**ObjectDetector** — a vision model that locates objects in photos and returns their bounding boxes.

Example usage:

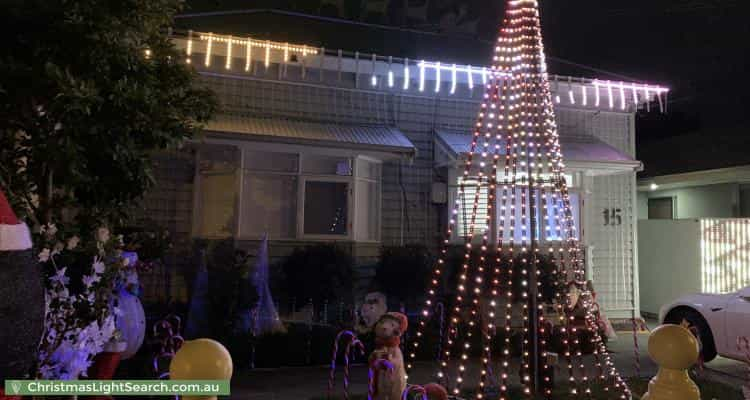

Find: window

[241,174,297,238]
[241,151,299,238]
[456,178,490,238]
[196,145,381,241]
[303,181,350,235]
[648,197,674,219]
[454,175,580,242]
[195,145,238,238]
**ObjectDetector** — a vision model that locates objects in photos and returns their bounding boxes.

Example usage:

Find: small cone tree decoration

[408,0,630,398]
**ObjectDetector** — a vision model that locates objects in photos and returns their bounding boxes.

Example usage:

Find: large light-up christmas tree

[408,0,631,398]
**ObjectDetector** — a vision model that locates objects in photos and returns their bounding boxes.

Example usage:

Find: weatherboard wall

[185,69,641,316]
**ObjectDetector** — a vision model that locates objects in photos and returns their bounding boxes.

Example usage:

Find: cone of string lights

[407,0,631,398]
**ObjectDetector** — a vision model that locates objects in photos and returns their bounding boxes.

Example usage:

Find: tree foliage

[0,0,217,232]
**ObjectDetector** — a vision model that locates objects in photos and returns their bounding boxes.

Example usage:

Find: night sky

[182,0,750,174]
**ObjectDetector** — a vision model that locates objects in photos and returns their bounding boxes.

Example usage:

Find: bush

[374,244,434,307]
[443,247,559,304]
[280,244,354,307]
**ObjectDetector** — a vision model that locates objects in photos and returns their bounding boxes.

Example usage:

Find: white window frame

[353,156,383,243]
[192,139,383,243]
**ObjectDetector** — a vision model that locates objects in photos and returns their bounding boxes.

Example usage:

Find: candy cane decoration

[368,366,375,400]
[344,338,365,400]
[329,330,366,399]
[632,317,641,378]
[329,330,357,397]
[402,384,428,400]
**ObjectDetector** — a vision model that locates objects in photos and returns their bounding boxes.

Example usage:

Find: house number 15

[603,208,622,226]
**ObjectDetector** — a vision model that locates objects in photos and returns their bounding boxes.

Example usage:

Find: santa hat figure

[0,190,32,252]
[0,188,42,400]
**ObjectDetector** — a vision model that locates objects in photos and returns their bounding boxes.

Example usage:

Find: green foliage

[374,244,434,306]
[0,0,217,232]
[202,239,259,336]
[280,244,354,306]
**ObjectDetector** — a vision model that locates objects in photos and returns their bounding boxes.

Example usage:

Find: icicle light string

[183,31,667,109]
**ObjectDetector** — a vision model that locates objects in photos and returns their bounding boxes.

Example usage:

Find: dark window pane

[304,181,349,235]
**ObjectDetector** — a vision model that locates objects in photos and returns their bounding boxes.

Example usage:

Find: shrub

[280,244,354,307]
[374,244,434,307]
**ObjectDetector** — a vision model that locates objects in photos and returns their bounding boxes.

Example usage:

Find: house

[637,132,750,316]
[140,14,668,320]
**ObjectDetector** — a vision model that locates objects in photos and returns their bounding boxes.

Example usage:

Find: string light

[186,30,193,64]
[419,60,426,92]
[264,40,271,69]
[451,64,458,94]
[204,32,213,67]
[225,36,232,69]
[435,61,442,93]
[403,58,410,90]
[185,30,666,114]
[406,1,633,399]
[245,38,252,72]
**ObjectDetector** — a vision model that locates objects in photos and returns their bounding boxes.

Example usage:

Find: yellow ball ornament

[170,339,233,400]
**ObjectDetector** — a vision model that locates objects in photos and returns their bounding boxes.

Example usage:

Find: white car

[659,286,750,362]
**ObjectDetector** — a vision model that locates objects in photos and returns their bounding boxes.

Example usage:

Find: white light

[419,60,426,92]
[186,30,193,63]
[388,70,394,87]
[594,81,601,107]
[482,67,488,84]
[204,33,213,67]
[435,61,441,93]
[607,81,614,109]
[619,82,626,110]
[225,37,232,69]
[650,183,659,191]
[468,65,474,89]
[581,85,587,106]
[371,75,378,86]
[451,64,457,94]
[264,41,271,68]
[245,38,252,71]
[568,88,575,105]
[403,58,410,90]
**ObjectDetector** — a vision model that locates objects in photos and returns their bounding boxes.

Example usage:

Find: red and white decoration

[0,190,32,252]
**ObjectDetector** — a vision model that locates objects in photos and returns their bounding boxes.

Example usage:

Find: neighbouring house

[140,12,669,320]
[637,131,750,316]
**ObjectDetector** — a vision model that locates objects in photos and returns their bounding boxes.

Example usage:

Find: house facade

[141,29,668,319]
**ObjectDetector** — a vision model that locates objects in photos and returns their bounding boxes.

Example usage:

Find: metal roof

[435,130,640,169]
[205,114,416,154]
